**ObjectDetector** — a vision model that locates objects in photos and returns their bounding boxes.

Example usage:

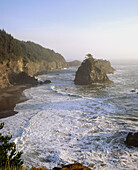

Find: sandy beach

[0,85,28,119]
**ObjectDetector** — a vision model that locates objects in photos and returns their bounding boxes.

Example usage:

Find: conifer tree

[0,122,23,168]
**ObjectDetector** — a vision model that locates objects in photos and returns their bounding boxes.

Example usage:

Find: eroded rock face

[0,59,67,89]
[125,132,138,147]
[74,57,113,85]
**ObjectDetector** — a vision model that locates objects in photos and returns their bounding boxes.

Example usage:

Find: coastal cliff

[0,30,68,88]
[74,55,114,85]
[67,60,81,67]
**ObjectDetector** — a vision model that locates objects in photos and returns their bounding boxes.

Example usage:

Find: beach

[0,85,28,119]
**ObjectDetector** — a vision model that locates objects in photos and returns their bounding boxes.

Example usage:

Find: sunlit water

[0,64,138,169]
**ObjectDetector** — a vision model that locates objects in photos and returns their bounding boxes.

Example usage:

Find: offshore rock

[74,56,113,85]
[125,132,138,147]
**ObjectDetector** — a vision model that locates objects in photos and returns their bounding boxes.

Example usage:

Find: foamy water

[0,64,138,169]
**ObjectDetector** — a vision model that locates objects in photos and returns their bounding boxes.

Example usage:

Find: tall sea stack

[74,54,114,85]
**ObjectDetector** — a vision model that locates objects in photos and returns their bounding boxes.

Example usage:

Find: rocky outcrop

[95,59,115,74]
[67,60,81,67]
[125,132,138,147]
[74,56,113,85]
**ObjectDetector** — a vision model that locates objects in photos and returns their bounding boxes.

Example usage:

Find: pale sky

[0,0,138,62]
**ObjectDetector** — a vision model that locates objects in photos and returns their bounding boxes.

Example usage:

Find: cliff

[0,30,68,88]
[74,56,114,85]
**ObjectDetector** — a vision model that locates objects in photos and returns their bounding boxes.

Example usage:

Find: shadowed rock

[9,72,38,85]
[125,132,138,147]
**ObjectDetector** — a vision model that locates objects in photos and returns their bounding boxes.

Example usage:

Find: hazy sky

[0,0,138,62]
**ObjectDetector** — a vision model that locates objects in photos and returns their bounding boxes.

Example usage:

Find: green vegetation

[0,122,24,169]
[0,29,65,63]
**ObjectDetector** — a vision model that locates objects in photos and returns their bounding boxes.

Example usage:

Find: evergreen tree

[0,122,23,168]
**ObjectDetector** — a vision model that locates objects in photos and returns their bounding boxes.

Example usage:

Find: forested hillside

[0,29,66,63]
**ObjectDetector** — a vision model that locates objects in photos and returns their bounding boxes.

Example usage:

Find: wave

[50,85,83,98]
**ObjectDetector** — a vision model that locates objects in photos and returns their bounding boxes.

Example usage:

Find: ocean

[0,64,138,169]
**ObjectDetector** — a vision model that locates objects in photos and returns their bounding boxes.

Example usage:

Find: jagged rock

[74,56,113,85]
[125,132,138,147]
[8,72,38,85]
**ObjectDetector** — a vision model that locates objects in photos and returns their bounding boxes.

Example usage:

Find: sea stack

[74,54,114,85]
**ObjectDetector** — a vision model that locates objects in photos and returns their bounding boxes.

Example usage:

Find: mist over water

[0,64,138,169]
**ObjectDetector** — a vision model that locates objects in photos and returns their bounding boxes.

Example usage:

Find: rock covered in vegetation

[125,132,138,147]
[74,55,113,85]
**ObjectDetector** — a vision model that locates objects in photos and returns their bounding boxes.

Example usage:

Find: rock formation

[125,132,138,147]
[74,55,114,85]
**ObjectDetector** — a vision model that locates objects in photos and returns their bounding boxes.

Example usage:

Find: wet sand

[0,85,28,119]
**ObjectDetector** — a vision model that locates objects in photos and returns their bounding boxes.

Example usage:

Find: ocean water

[0,64,138,169]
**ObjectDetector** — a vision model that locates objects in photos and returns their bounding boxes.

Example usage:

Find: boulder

[130,89,136,92]
[39,80,51,85]
[125,132,138,147]
[8,72,38,85]
[74,56,113,85]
